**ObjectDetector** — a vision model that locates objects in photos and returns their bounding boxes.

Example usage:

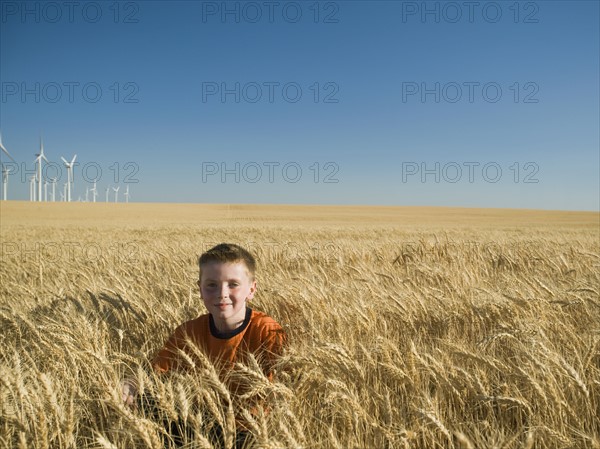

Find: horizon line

[1,199,598,214]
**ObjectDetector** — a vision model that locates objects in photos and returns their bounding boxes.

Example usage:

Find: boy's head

[197,244,257,327]
[198,243,256,281]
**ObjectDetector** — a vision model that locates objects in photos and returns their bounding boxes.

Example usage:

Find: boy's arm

[151,325,188,373]
[119,327,181,406]
[121,377,138,405]
[120,322,198,406]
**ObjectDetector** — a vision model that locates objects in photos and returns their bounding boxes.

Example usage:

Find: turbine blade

[0,144,14,160]
[0,133,15,162]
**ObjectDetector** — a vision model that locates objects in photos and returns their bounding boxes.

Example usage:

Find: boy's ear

[247,279,257,300]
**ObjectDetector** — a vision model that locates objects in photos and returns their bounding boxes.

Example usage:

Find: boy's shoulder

[249,309,283,330]
[247,309,286,345]
[246,309,286,355]
[172,314,210,336]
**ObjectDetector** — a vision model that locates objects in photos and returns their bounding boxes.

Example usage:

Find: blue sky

[1,0,598,210]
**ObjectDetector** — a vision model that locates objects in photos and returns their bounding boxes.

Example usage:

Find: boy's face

[197,261,256,329]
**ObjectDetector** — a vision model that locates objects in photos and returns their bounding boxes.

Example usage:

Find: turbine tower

[113,186,120,203]
[90,181,97,203]
[29,176,36,201]
[124,185,129,203]
[60,154,77,202]
[50,177,57,202]
[2,166,9,201]
[35,137,49,202]
[105,186,109,202]
[0,132,15,200]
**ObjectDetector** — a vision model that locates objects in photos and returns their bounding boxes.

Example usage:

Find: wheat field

[1,201,599,449]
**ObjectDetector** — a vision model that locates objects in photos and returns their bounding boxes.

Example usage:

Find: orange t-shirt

[152,307,286,384]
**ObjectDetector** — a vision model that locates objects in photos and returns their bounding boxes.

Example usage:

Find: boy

[122,243,287,448]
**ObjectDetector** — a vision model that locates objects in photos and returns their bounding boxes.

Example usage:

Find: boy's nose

[218,285,229,298]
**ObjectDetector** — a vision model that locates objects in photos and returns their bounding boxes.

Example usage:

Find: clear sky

[1,0,598,210]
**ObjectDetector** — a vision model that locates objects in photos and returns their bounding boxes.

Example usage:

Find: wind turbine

[50,177,57,202]
[63,182,68,202]
[29,176,36,201]
[2,166,10,201]
[35,137,49,202]
[0,132,15,200]
[0,132,13,162]
[60,154,77,202]
[90,181,97,203]
[113,186,120,203]
[44,180,48,202]
[105,186,109,202]
[124,185,129,203]
[85,186,89,202]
